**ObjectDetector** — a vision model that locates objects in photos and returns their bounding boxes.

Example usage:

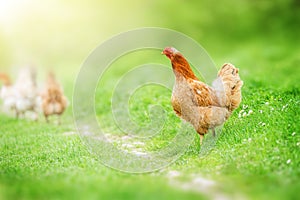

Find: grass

[1,1,300,199]
[1,36,299,199]
[0,116,204,200]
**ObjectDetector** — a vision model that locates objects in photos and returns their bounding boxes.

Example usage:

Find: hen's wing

[187,79,219,107]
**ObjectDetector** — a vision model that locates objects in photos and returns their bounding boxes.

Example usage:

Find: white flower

[282,104,288,111]
[286,159,291,164]
[259,110,263,114]
[297,142,300,146]
[292,132,296,136]
[248,138,252,142]
[168,170,181,178]
[270,107,274,111]
[248,110,253,115]
[243,105,248,109]
[261,122,266,126]
[242,112,247,117]
[265,102,269,105]
[238,110,244,118]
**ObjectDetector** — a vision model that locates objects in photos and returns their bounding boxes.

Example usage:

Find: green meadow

[0,0,299,199]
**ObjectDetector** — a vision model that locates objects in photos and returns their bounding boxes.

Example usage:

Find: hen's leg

[33,111,38,122]
[199,134,204,145]
[45,114,49,123]
[197,127,208,146]
[212,128,216,137]
[58,115,61,125]
[16,111,24,119]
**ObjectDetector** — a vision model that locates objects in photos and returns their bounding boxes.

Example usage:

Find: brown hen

[41,72,68,124]
[163,47,243,145]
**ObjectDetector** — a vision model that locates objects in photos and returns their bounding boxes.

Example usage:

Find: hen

[41,72,68,124]
[162,47,243,145]
[0,73,16,114]
[14,67,40,119]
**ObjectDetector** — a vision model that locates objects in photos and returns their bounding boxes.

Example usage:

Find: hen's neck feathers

[171,53,198,80]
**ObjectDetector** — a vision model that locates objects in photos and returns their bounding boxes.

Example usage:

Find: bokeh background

[0,0,299,199]
[0,0,299,84]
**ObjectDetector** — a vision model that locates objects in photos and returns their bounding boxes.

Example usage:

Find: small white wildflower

[239,109,244,114]
[248,138,252,142]
[242,112,247,117]
[261,122,266,126]
[265,102,269,105]
[282,104,288,111]
[259,110,263,114]
[168,170,181,178]
[286,159,291,164]
[271,107,274,111]
[243,105,248,109]
[248,110,253,115]
[292,132,296,136]
[297,142,300,146]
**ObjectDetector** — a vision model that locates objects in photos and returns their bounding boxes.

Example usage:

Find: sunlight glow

[0,0,32,28]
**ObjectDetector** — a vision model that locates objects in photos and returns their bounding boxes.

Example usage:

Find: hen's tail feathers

[218,63,243,112]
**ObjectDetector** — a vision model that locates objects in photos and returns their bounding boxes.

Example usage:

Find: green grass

[0,116,204,200]
[1,37,299,199]
[1,1,300,199]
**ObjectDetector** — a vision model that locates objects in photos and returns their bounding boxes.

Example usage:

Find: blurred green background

[0,0,299,84]
[0,0,299,199]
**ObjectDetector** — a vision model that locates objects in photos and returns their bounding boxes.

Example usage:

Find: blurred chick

[41,72,68,124]
[14,67,40,120]
[0,73,17,114]
[163,47,243,145]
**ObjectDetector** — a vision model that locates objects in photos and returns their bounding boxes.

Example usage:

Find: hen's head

[162,47,179,60]
[0,73,11,86]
